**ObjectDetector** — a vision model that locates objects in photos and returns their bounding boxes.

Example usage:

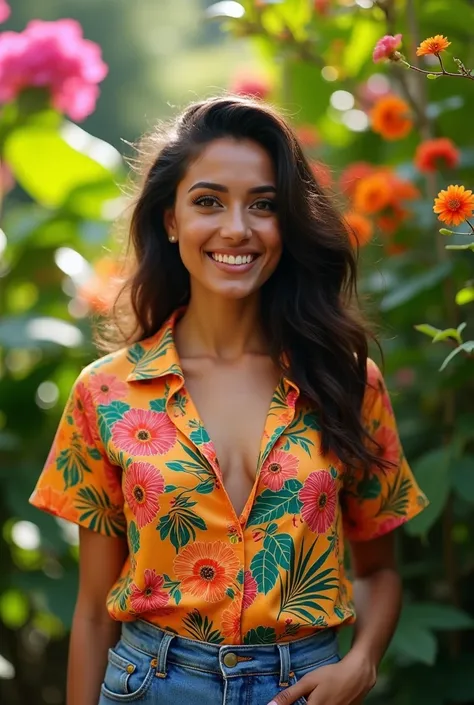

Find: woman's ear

[164,209,177,242]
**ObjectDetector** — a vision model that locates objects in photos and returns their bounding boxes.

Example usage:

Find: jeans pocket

[289,653,341,705]
[100,639,154,702]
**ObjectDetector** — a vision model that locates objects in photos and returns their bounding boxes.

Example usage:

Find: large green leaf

[263,531,293,570]
[247,479,303,527]
[402,602,474,630]
[404,447,451,536]
[391,616,438,666]
[380,263,452,312]
[452,456,474,503]
[250,548,279,594]
[4,124,119,209]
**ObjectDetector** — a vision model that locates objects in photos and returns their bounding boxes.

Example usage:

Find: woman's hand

[267,649,377,705]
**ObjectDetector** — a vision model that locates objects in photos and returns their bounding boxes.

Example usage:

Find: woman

[30,95,427,705]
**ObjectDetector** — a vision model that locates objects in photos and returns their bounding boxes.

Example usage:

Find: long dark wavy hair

[100,95,388,475]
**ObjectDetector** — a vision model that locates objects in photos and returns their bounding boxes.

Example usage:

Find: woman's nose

[220,206,251,241]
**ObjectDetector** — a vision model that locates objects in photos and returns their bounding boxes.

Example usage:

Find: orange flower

[31,487,79,522]
[221,601,241,641]
[416,35,451,57]
[376,206,409,235]
[173,541,240,602]
[77,256,123,314]
[339,162,374,196]
[415,138,460,173]
[391,177,420,202]
[353,174,392,214]
[295,124,319,148]
[311,161,333,189]
[344,212,373,247]
[371,95,412,140]
[433,185,474,226]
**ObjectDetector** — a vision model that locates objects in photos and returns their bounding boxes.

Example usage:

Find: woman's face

[165,137,282,301]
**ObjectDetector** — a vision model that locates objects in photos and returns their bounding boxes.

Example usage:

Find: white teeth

[211,253,255,265]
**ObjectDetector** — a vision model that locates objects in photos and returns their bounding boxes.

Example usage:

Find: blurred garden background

[0,0,473,703]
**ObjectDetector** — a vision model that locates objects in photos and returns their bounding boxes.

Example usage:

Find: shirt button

[223,652,238,668]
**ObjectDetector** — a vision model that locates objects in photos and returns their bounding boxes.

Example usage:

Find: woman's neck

[175,292,269,361]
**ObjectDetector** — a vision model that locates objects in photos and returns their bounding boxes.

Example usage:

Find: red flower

[260,449,299,491]
[415,138,460,173]
[89,372,128,406]
[243,570,258,609]
[339,162,374,197]
[373,34,403,63]
[0,2,10,25]
[230,73,270,100]
[221,601,241,640]
[299,471,337,534]
[130,569,170,613]
[124,462,165,528]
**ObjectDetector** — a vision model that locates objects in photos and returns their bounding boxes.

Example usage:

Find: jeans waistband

[121,620,339,685]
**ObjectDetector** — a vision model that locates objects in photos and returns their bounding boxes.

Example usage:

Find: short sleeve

[29,370,126,537]
[341,359,428,542]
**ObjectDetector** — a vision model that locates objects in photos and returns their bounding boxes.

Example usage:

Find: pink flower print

[124,462,165,528]
[373,34,403,63]
[286,389,298,409]
[89,372,128,406]
[112,408,177,456]
[376,425,400,467]
[73,381,97,447]
[130,569,170,613]
[260,449,299,492]
[243,570,258,609]
[299,471,337,534]
[376,515,406,536]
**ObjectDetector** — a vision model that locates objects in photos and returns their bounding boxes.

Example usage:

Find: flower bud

[427,73,441,79]
[439,228,454,236]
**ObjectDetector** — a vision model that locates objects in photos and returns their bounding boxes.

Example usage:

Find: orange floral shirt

[30,311,428,645]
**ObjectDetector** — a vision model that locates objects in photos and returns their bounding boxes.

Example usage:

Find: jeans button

[223,652,238,667]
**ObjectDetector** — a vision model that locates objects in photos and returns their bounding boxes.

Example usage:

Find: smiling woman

[29,95,427,705]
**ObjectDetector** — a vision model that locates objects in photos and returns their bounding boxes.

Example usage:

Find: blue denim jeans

[98,620,340,705]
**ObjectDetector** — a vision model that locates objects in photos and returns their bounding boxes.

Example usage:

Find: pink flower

[89,372,128,406]
[299,471,337,534]
[73,381,97,447]
[243,570,258,609]
[230,73,271,100]
[0,1,10,24]
[375,426,400,467]
[260,449,299,492]
[373,34,403,63]
[124,462,165,528]
[130,569,170,613]
[112,408,177,456]
[0,19,107,121]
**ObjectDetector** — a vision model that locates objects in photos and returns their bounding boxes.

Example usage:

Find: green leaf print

[189,422,211,446]
[97,401,130,447]
[107,574,132,612]
[163,575,182,605]
[128,521,140,553]
[279,537,338,623]
[149,398,167,413]
[127,328,176,379]
[357,473,382,500]
[57,442,92,489]
[303,411,321,431]
[182,610,224,644]
[379,474,411,516]
[247,479,303,527]
[243,626,277,644]
[236,569,245,585]
[87,447,103,461]
[263,532,294,570]
[75,486,126,537]
[127,343,145,366]
[196,477,215,494]
[250,549,279,594]
[158,507,207,552]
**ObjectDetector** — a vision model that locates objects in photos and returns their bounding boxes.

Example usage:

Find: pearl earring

[169,235,177,243]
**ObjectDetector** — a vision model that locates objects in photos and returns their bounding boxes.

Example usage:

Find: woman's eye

[193,196,220,208]
[252,199,276,212]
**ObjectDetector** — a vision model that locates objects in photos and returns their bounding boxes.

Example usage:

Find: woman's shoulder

[75,340,140,389]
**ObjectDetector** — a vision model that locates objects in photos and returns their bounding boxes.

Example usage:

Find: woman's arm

[67,527,128,705]
[268,531,402,705]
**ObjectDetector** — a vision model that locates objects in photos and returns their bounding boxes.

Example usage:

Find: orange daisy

[344,212,373,247]
[353,174,392,214]
[433,185,474,226]
[416,35,451,57]
[415,138,460,173]
[371,95,412,140]
[174,541,240,603]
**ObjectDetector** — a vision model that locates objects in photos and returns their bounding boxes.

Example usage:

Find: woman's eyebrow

[188,181,276,194]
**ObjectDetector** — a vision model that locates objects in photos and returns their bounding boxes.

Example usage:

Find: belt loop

[277,643,291,687]
[154,632,175,678]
